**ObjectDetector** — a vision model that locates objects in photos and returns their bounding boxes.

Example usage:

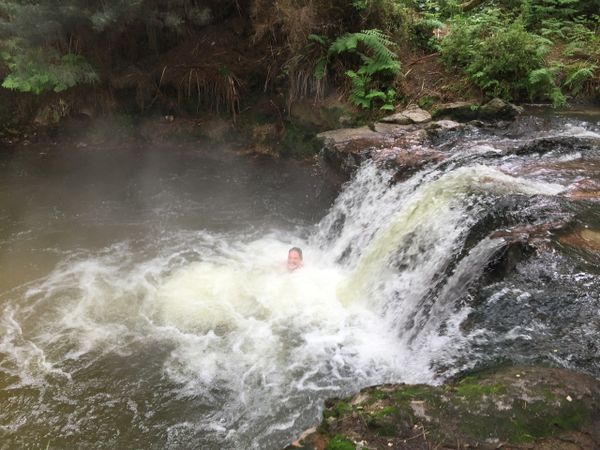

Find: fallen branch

[406,53,439,67]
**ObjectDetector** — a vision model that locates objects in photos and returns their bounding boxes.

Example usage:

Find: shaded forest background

[1,0,600,154]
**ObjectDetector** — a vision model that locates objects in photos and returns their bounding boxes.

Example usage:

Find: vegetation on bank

[286,366,600,449]
[1,0,599,153]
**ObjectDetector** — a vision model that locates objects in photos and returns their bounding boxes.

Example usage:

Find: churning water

[1,114,600,449]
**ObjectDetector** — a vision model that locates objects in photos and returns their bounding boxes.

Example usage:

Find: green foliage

[350,0,410,35]
[411,15,444,52]
[519,0,582,28]
[528,68,566,106]
[414,0,461,19]
[325,435,355,450]
[563,62,598,95]
[1,44,98,94]
[440,12,560,103]
[328,29,400,109]
[329,29,400,76]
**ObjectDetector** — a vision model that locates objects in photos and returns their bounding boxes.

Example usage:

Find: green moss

[369,389,389,402]
[454,382,507,398]
[324,400,352,419]
[372,405,398,417]
[456,395,590,444]
[392,385,436,402]
[325,434,355,450]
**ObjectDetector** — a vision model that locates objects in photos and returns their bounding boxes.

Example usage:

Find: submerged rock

[560,228,600,253]
[287,366,600,449]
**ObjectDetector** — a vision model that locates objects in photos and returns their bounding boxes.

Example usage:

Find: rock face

[317,123,449,178]
[317,99,524,177]
[287,366,600,450]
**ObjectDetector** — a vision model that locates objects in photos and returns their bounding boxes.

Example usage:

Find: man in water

[287,247,303,272]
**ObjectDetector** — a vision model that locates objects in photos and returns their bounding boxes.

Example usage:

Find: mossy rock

[289,366,600,449]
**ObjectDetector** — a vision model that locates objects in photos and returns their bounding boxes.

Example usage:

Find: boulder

[380,106,432,125]
[432,101,480,121]
[479,97,524,120]
[401,105,432,124]
[425,119,462,131]
[317,126,391,173]
[317,125,441,177]
[378,112,413,125]
[287,366,600,450]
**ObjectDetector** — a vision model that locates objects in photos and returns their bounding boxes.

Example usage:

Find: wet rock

[432,101,480,121]
[288,366,600,450]
[479,97,524,120]
[317,126,392,172]
[567,178,600,201]
[425,119,462,131]
[371,145,446,181]
[425,120,465,146]
[486,221,569,280]
[514,136,600,156]
[560,228,600,253]
[317,125,443,177]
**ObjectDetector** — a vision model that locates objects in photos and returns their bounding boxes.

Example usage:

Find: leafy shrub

[440,12,558,102]
[1,44,98,94]
[351,0,410,36]
[410,15,444,52]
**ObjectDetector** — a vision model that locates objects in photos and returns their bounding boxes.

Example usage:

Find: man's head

[287,247,303,271]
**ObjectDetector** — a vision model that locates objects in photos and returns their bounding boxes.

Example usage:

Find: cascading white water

[0,130,581,449]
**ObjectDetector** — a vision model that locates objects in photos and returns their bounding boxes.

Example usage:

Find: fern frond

[564,63,598,95]
[329,29,400,76]
[308,34,327,46]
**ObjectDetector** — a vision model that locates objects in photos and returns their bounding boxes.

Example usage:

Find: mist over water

[1,114,600,448]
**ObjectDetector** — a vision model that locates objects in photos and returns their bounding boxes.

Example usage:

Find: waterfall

[0,116,597,449]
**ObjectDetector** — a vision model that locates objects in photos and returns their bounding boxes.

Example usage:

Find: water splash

[0,118,591,449]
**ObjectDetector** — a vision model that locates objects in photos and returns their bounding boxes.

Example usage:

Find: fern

[528,68,566,107]
[314,57,328,80]
[308,34,327,46]
[1,45,98,94]
[346,70,371,109]
[329,29,400,77]
[564,63,598,95]
[329,29,400,109]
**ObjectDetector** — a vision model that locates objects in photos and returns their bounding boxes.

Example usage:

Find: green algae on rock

[287,366,600,449]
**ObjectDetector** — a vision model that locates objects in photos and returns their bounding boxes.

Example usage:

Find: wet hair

[288,247,303,259]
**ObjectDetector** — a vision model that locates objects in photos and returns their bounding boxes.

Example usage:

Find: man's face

[287,250,303,271]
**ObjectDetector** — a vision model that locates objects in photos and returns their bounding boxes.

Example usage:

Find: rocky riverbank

[300,103,600,450]
[287,366,600,450]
